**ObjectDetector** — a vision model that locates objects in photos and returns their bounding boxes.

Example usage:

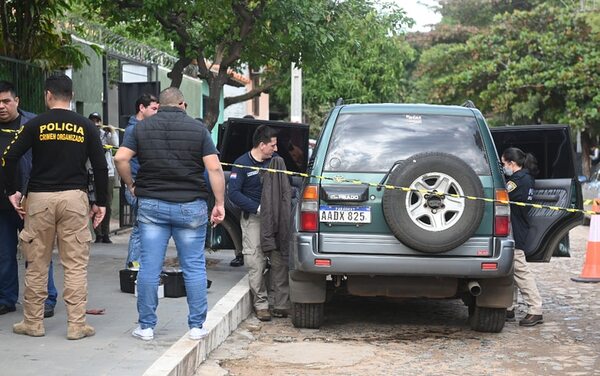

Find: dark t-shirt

[1,109,109,205]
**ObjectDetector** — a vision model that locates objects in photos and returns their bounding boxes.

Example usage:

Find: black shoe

[506,309,515,322]
[44,305,55,318]
[519,314,543,327]
[0,304,16,315]
[94,237,102,243]
[230,255,244,267]
[102,236,112,244]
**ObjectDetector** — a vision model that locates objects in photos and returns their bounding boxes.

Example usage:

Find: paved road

[0,230,246,376]
[198,225,600,376]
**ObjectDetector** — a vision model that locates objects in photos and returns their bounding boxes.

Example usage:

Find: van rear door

[491,125,583,262]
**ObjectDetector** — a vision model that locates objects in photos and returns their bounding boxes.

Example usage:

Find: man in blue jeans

[123,93,158,267]
[115,87,225,341]
[0,81,57,318]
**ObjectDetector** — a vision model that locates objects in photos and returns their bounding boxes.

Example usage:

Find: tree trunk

[582,130,592,178]
[167,57,192,88]
[203,72,229,132]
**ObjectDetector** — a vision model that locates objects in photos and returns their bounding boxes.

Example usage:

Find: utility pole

[290,63,302,123]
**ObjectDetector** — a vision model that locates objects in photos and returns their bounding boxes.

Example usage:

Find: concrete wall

[71,40,104,119]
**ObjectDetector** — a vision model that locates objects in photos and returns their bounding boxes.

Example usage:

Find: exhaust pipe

[468,281,482,296]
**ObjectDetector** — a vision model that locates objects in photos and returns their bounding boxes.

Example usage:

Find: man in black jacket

[115,87,225,341]
[0,80,58,319]
[2,74,107,340]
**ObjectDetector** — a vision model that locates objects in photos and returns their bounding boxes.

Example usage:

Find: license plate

[319,205,371,223]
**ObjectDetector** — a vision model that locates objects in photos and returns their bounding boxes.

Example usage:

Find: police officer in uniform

[0,80,58,318]
[501,147,543,327]
[2,74,108,340]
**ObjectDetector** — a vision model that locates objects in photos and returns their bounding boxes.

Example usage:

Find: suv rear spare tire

[382,152,485,253]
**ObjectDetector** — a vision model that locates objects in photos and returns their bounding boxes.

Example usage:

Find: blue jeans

[136,197,208,329]
[0,209,57,308]
[124,188,141,267]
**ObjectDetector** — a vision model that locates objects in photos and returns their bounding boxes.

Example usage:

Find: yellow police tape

[1,124,124,134]
[221,162,597,216]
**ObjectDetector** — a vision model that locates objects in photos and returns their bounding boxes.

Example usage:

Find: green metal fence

[0,55,47,114]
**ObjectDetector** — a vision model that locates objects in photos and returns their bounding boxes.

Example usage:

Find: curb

[143,275,252,376]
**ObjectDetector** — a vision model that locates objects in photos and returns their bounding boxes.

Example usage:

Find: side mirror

[578,175,589,183]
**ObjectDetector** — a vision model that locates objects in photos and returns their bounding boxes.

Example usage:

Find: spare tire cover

[382,152,485,253]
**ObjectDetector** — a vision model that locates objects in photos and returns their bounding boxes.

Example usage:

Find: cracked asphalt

[197,225,600,376]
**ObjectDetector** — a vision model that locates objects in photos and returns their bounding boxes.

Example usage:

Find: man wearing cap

[89,112,119,243]
[0,80,58,319]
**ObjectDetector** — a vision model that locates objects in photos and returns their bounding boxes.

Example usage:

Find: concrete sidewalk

[0,230,248,376]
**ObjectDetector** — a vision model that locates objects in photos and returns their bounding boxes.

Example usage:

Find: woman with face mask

[501,147,543,327]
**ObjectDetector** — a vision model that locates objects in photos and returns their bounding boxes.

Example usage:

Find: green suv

[289,104,582,333]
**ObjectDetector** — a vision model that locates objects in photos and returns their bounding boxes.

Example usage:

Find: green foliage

[412,3,599,132]
[85,0,341,129]
[0,0,91,70]
[437,0,536,28]
[272,0,416,126]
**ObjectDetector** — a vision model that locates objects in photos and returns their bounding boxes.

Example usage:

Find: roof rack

[462,100,477,108]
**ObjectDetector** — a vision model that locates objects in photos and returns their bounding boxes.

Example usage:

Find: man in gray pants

[228,125,290,321]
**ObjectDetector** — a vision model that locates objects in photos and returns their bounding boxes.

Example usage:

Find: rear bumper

[291,233,514,278]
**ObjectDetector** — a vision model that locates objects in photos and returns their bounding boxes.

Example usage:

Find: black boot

[229,255,244,267]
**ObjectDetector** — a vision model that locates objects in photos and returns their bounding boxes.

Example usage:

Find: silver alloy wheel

[405,172,466,231]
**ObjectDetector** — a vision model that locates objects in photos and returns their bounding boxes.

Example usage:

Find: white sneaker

[132,326,154,341]
[189,327,208,340]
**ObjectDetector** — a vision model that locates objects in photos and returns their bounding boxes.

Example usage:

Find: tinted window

[323,113,490,174]
[491,127,574,179]
[219,120,309,173]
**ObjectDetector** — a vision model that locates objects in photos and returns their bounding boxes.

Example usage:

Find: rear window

[323,113,490,174]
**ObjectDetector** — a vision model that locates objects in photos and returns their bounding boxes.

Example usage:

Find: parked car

[289,104,583,333]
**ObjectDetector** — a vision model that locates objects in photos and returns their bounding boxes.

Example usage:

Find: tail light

[494,189,510,237]
[300,184,319,232]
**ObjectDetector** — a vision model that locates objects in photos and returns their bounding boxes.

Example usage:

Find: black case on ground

[119,269,138,294]
[162,271,186,298]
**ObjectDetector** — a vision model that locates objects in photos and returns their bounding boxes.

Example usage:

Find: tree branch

[167,56,193,88]
[224,79,278,108]
[196,50,211,79]
[221,1,266,68]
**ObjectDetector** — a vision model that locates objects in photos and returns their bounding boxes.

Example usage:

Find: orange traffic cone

[572,211,600,283]
[593,199,600,214]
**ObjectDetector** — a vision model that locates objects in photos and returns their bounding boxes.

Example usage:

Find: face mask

[503,166,514,176]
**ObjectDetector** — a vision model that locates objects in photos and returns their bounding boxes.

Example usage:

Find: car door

[491,125,584,262]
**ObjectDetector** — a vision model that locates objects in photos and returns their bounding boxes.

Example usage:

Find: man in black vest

[115,87,225,341]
